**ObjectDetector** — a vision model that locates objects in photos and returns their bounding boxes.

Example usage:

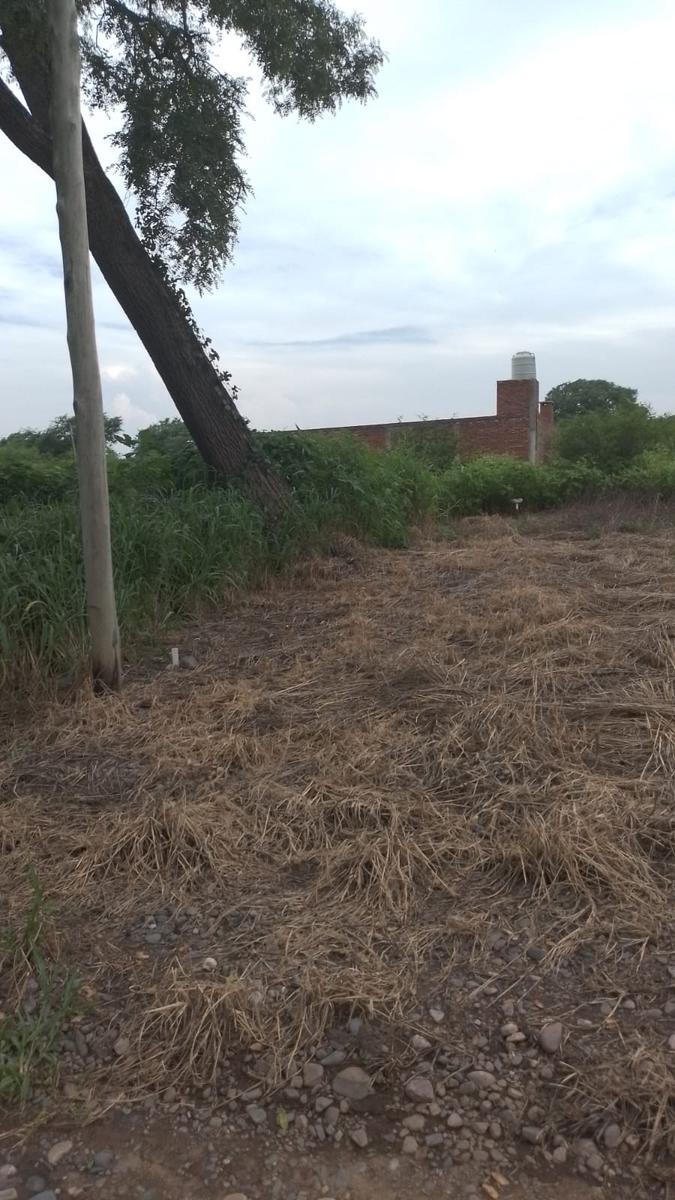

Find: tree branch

[0,76,53,174]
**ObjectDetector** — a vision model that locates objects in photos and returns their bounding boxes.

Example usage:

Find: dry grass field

[2,505,675,1179]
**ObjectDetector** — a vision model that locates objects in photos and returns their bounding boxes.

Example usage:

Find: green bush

[5,410,675,685]
[555,404,657,470]
[0,444,75,504]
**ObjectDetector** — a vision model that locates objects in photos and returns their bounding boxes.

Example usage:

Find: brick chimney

[496,352,539,463]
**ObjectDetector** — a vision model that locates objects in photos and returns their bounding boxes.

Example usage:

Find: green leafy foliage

[0,872,78,1103]
[392,419,458,472]
[64,0,383,290]
[546,378,639,419]
[555,404,657,470]
[4,413,675,684]
[0,412,123,455]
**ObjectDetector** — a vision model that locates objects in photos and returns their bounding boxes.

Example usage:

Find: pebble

[25,1179,48,1195]
[447,1112,464,1129]
[350,1126,368,1149]
[31,1194,57,1200]
[429,1007,445,1024]
[539,1022,563,1055]
[603,1124,623,1150]
[411,1034,432,1053]
[467,1071,496,1090]
[0,1188,18,1200]
[404,1075,435,1103]
[113,1035,130,1057]
[521,1125,542,1145]
[0,1170,16,1182]
[303,1062,324,1088]
[668,1033,675,1051]
[92,1150,114,1171]
[402,1135,418,1155]
[320,1050,346,1067]
[332,1066,371,1101]
[47,1140,73,1166]
[403,1114,426,1132]
[426,1133,444,1148]
[323,1106,340,1127]
[246,1105,268,1126]
[552,1145,568,1165]
[526,944,546,962]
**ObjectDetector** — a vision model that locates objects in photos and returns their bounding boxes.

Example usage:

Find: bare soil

[2,509,675,1197]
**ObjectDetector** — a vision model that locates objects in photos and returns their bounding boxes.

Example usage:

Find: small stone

[587,1153,604,1173]
[0,1169,17,1182]
[315,1096,332,1113]
[113,1035,130,1057]
[202,956,218,971]
[402,1135,418,1155]
[303,1062,324,1088]
[552,1145,568,1165]
[323,1106,340,1128]
[347,1018,362,1036]
[447,1113,464,1129]
[332,1066,371,1101]
[426,1133,444,1148]
[500,1023,519,1038]
[404,1075,435,1103]
[526,944,546,962]
[411,1034,432,1053]
[93,1150,114,1170]
[246,1104,267,1126]
[603,1124,623,1150]
[320,1050,346,1067]
[668,1033,675,1051]
[47,1140,73,1166]
[403,1114,426,1132]
[539,1023,563,1055]
[521,1125,542,1145]
[26,1179,48,1196]
[429,1007,445,1024]
[30,1193,57,1200]
[0,1188,18,1200]
[163,1086,177,1103]
[350,1126,368,1149]
[467,1071,496,1090]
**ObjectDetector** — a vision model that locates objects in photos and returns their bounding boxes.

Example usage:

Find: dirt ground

[2,504,675,1198]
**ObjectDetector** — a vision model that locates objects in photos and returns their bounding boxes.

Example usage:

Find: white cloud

[1,0,675,436]
[101,363,138,382]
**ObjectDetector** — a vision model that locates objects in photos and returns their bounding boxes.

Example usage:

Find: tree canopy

[545,379,639,420]
[0,1,383,292]
[1,412,124,454]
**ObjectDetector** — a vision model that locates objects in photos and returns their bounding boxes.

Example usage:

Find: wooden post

[48,0,121,690]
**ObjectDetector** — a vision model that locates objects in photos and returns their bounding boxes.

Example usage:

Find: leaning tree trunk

[48,0,121,690]
[0,23,288,517]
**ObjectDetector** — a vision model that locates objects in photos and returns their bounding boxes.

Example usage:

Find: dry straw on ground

[2,509,675,1148]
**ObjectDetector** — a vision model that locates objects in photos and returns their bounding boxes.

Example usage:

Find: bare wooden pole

[48,0,121,690]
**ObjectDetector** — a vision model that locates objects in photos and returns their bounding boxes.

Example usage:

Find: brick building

[298,354,554,464]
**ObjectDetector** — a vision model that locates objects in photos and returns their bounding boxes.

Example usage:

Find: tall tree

[0,2,382,512]
[545,379,639,421]
[48,0,121,690]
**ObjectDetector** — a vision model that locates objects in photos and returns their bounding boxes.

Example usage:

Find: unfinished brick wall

[301,378,553,463]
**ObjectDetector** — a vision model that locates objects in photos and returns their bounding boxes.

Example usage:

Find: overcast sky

[1,0,675,437]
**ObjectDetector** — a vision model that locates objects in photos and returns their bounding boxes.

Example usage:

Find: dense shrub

[5,412,675,684]
[555,404,657,470]
[0,444,75,504]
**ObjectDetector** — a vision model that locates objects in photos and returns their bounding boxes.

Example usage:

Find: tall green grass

[3,431,675,685]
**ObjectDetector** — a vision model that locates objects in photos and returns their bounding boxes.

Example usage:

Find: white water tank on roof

[511,351,537,380]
